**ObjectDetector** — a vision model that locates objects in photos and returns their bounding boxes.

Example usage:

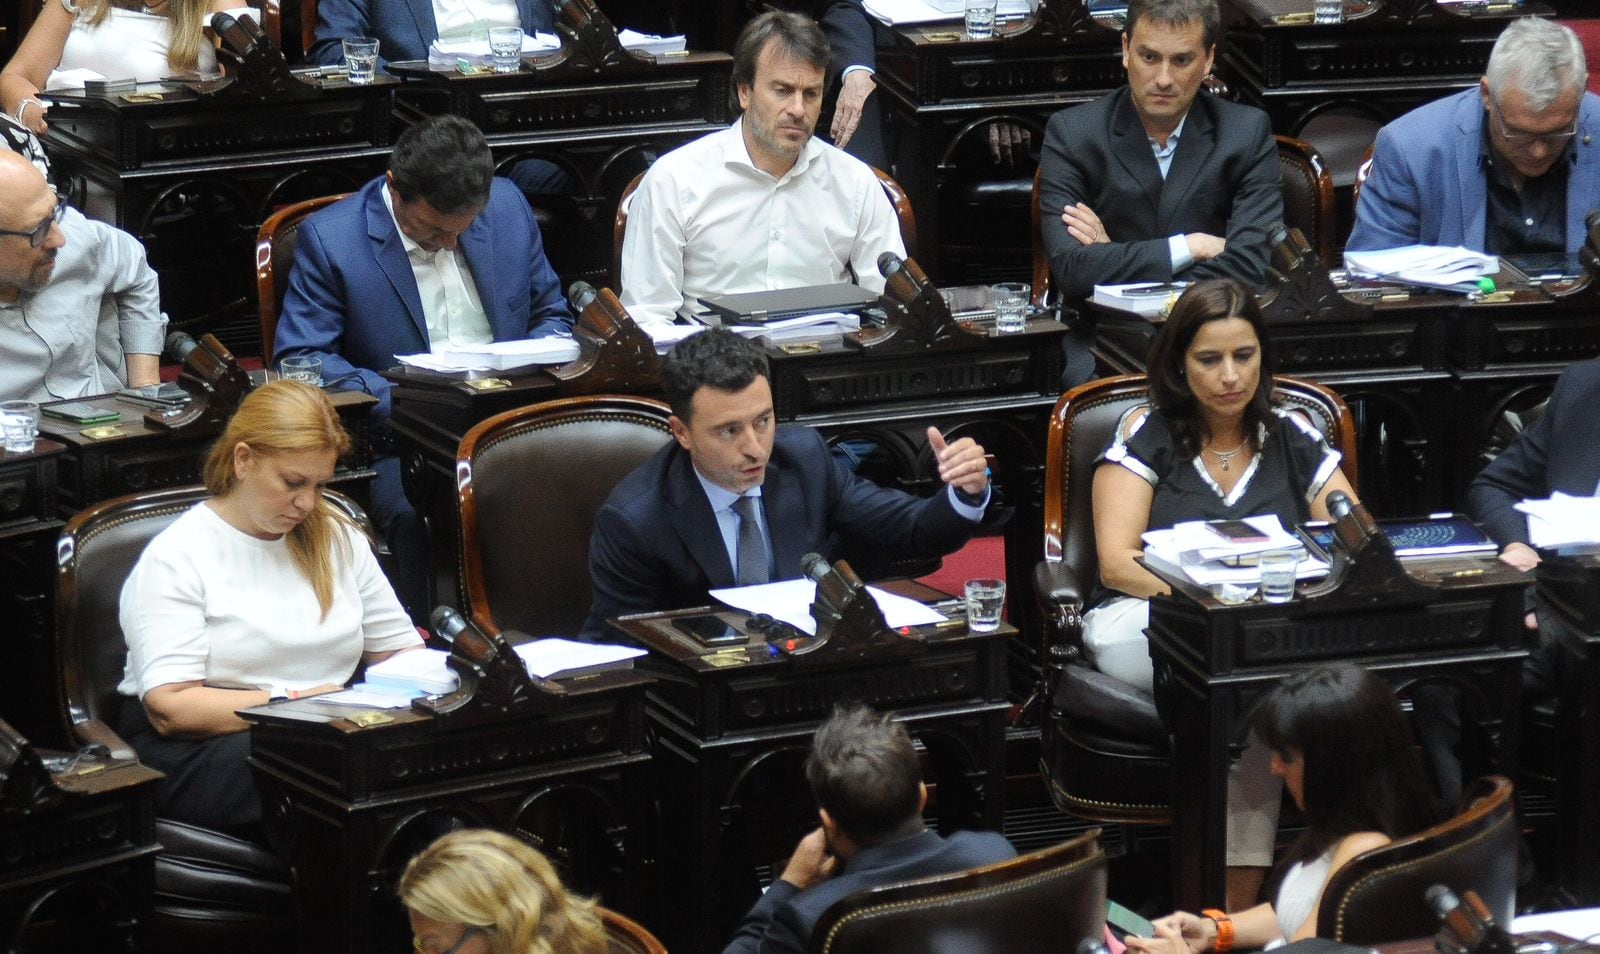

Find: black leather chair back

[811,830,1106,954]
[1275,135,1335,267]
[457,394,674,637]
[255,193,346,360]
[1042,374,1358,615]
[1317,776,1518,945]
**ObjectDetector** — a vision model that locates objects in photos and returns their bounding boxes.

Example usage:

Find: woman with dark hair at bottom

[400,829,607,954]
[1126,663,1445,953]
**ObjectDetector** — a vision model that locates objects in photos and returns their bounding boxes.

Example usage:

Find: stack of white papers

[618,30,687,55]
[329,637,645,707]
[863,0,1030,25]
[1343,245,1497,291]
[428,32,560,69]
[1515,493,1600,548]
[728,311,861,345]
[709,578,947,636]
[396,336,581,372]
[514,638,645,678]
[1142,516,1328,588]
[1092,282,1189,317]
[366,648,458,694]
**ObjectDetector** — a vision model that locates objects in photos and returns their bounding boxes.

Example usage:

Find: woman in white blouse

[2,0,230,135]
[117,380,421,837]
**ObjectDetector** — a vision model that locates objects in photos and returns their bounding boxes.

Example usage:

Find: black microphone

[877,251,935,307]
[1426,885,1514,954]
[800,552,830,582]
[164,331,199,364]
[877,251,903,279]
[1327,489,1354,521]
[568,280,598,312]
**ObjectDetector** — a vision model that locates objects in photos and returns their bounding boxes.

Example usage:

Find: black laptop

[695,283,881,325]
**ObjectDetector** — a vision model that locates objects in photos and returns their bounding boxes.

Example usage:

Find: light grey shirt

[0,207,166,402]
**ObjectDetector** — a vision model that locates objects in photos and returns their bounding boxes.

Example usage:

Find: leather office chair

[1316,775,1518,945]
[598,906,669,954]
[253,0,317,62]
[1033,375,1357,823]
[56,485,384,950]
[456,394,674,637]
[611,165,920,293]
[809,829,1106,954]
[255,192,346,361]
[1351,144,1376,218]
[1030,137,1338,305]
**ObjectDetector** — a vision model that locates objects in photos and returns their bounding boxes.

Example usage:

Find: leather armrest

[73,718,136,762]
[1034,559,1085,609]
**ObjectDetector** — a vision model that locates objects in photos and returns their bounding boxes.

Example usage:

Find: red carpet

[918,534,1010,617]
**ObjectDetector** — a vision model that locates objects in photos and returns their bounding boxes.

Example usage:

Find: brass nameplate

[779,341,823,355]
[463,377,512,391]
[924,32,962,42]
[703,651,750,668]
[349,711,395,727]
[80,425,127,440]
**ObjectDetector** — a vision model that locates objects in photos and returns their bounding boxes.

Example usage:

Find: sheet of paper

[863,0,1029,25]
[709,578,947,636]
[513,638,645,678]
[395,336,580,371]
[618,29,687,54]
[1515,492,1600,548]
[319,685,423,708]
[1343,245,1497,288]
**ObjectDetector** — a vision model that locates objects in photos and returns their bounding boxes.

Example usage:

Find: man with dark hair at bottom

[275,114,572,617]
[723,703,1017,954]
[582,328,994,638]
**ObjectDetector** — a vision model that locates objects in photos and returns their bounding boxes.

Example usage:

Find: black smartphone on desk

[673,614,748,648]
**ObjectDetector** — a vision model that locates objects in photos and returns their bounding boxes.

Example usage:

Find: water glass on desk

[342,37,379,84]
[964,579,1005,632]
[1257,550,1301,604]
[991,282,1029,333]
[1,400,39,453]
[279,355,323,386]
[489,26,524,73]
[1314,0,1343,23]
[965,0,998,39]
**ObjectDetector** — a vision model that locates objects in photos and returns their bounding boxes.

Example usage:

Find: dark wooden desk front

[613,580,1010,953]
[1148,554,1529,910]
[0,439,70,748]
[241,669,654,954]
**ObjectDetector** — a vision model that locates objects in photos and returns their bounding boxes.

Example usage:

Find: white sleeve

[849,168,906,294]
[347,524,423,654]
[618,169,690,330]
[118,535,211,696]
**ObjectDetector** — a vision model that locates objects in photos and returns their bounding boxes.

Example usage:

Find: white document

[1142,516,1327,588]
[513,638,645,678]
[618,30,688,55]
[1515,493,1600,548]
[709,578,947,636]
[1343,245,1497,289]
[1091,282,1190,317]
[428,32,560,67]
[365,647,459,694]
[319,685,423,708]
[863,0,1030,25]
[395,336,581,372]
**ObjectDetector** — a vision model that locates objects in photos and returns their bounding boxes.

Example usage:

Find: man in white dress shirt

[618,11,905,330]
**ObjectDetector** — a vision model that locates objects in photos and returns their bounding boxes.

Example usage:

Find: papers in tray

[1141,515,1328,588]
[863,0,1030,25]
[1091,282,1190,317]
[1515,493,1600,549]
[709,578,947,636]
[618,30,687,55]
[355,639,645,700]
[395,336,580,372]
[428,32,560,69]
[644,313,861,354]
[515,638,645,679]
[1342,245,1497,292]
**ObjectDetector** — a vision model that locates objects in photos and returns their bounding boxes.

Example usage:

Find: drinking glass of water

[1314,0,1343,23]
[964,0,998,39]
[1,400,39,454]
[990,281,1029,333]
[279,355,323,386]
[342,37,379,84]
[964,578,1006,632]
[1257,550,1301,604]
[489,26,524,73]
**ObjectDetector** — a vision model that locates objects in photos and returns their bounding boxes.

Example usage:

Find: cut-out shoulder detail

[1120,405,1151,440]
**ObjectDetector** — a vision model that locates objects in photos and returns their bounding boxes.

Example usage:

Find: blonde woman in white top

[2,0,229,135]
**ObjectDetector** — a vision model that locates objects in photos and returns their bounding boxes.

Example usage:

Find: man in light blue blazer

[275,115,572,616]
[307,0,556,66]
[1349,18,1600,256]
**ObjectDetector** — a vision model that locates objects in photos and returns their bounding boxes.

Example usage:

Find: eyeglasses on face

[413,926,481,954]
[0,196,65,248]
[1490,100,1579,150]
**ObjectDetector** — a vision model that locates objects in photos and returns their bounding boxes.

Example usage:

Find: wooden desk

[873,3,1124,283]
[1532,550,1600,904]
[241,668,654,954]
[613,579,1011,953]
[0,439,69,747]
[1148,553,1528,910]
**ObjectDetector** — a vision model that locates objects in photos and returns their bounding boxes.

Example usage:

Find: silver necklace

[1205,438,1247,471]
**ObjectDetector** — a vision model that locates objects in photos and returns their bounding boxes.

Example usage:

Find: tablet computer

[1297,514,1497,561]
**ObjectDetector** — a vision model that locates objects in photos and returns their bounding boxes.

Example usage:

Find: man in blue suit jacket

[307,0,555,66]
[1349,18,1600,255]
[276,115,572,616]
[723,703,1016,954]
[583,329,993,639]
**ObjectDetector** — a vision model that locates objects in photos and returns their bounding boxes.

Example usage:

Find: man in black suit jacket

[1037,0,1281,307]
[583,328,992,638]
[723,704,1017,954]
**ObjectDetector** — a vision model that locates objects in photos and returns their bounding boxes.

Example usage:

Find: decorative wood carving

[204,11,318,102]
[850,255,988,351]
[1258,226,1372,324]
[0,719,59,815]
[1027,0,1120,40]
[785,558,927,669]
[1549,208,1600,304]
[145,333,253,434]
[545,0,656,75]
[552,285,662,395]
[415,610,567,720]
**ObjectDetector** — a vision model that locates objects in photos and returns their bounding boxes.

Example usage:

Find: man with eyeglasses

[1348,17,1599,256]
[0,150,164,402]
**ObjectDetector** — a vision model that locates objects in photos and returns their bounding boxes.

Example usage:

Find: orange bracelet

[1202,909,1234,953]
